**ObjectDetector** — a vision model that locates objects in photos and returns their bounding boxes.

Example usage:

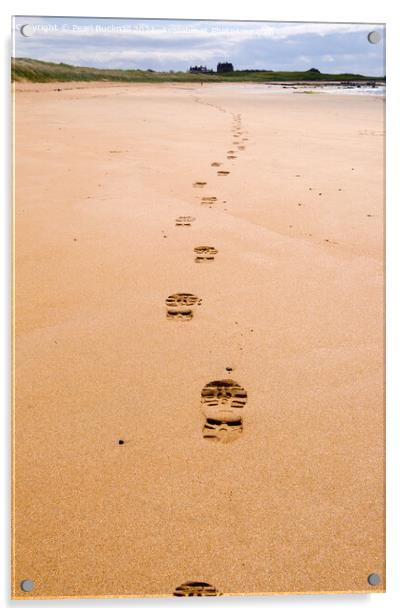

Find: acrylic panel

[12,16,385,599]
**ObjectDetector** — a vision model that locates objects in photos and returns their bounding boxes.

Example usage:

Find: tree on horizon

[217,62,234,73]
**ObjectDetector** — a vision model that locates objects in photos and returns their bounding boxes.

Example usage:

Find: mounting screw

[367,31,381,45]
[367,573,381,586]
[20,579,34,592]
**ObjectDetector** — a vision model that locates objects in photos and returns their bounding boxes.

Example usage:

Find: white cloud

[297,55,312,64]
[39,47,224,66]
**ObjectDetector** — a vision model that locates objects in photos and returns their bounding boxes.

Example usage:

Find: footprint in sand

[194,246,218,262]
[201,379,248,443]
[173,582,222,597]
[237,145,245,151]
[227,155,237,160]
[217,170,230,176]
[175,216,195,227]
[201,196,217,205]
[165,293,202,321]
[227,150,236,154]
[211,162,222,167]
[193,181,207,188]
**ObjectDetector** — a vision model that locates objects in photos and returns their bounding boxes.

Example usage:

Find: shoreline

[12,79,386,94]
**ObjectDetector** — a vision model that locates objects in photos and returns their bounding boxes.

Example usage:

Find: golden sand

[13,82,384,598]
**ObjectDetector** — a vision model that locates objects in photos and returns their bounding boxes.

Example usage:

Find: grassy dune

[12,57,385,84]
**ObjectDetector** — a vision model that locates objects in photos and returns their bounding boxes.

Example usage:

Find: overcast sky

[12,16,385,75]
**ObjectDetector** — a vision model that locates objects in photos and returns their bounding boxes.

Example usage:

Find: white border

[2,1,401,614]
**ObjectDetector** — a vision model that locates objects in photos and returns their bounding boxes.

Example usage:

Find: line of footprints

[168,112,249,448]
[170,114,248,597]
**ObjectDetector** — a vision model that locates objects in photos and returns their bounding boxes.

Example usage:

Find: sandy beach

[13,82,385,598]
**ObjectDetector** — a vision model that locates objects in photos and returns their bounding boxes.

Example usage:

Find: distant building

[217,62,234,73]
[189,65,213,74]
